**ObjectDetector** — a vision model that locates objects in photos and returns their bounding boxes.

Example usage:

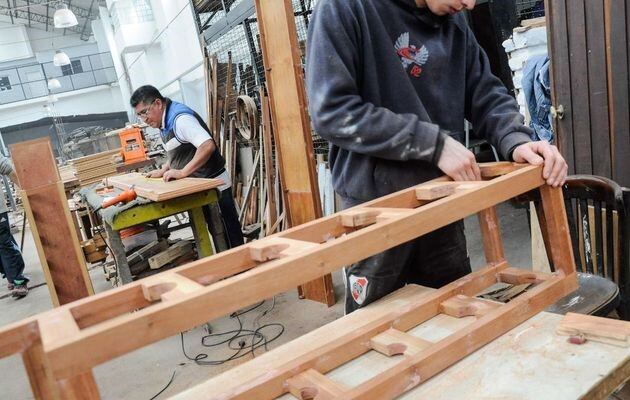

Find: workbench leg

[104,223,133,285]
[189,207,215,258]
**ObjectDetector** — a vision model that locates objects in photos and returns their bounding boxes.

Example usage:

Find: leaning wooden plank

[108,173,224,202]
[11,138,94,305]
[39,164,548,379]
[557,312,630,347]
[255,0,335,306]
[342,274,578,399]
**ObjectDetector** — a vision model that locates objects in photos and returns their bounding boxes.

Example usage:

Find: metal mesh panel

[515,0,545,22]
[198,0,328,155]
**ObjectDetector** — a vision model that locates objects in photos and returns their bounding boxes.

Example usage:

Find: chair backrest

[561,176,628,287]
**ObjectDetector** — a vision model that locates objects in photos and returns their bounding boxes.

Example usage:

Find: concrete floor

[1,202,536,399]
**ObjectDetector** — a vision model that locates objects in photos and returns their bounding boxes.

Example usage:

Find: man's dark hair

[130,85,165,107]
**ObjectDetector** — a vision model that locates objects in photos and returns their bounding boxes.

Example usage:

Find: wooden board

[255,0,335,307]
[12,138,94,305]
[107,173,224,202]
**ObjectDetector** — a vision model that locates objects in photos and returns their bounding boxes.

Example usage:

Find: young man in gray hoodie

[306,0,567,313]
[0,155,28,298]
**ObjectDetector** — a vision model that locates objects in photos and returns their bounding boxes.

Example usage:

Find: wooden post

[477,207,505,264]
[11,138,94,305]
[254,0,335,306]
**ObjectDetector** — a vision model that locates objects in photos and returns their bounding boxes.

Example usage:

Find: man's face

[134,98,164,129]
[417,0,476,15]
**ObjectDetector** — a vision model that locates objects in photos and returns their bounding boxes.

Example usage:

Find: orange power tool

[94,186,137,212]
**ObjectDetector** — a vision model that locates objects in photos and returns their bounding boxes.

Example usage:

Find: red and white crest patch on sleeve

[349,275,369,305]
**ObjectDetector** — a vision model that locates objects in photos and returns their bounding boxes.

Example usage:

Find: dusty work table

[176,284,630,399]
[82,187,220,284]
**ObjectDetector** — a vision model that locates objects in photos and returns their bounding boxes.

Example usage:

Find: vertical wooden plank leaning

[254,0,335,306]
[545,0,575,174]
[477,207,505,264]
[11,138,94,305]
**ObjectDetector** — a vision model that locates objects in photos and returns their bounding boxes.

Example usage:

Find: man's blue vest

[160,98,225,178]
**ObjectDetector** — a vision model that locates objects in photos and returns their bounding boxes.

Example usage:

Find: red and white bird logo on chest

[395,32,430,77]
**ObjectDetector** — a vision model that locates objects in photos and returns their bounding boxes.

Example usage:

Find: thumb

[514,144,544,165]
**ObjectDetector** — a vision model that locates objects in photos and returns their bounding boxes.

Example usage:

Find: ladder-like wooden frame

[0,163,577,399]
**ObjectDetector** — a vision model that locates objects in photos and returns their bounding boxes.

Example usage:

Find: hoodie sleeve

[306,0,445,163]
[0,155,14,176]
[463,23,532,160]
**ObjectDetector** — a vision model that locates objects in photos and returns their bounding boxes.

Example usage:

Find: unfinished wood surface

[271,311,629,400]
[0,163,575,399]
[286,369,347,400]
[260,88,278,233]
[557,312,630,347]
[11,139,94,306]
[439,295,501,318]
[107,173,223,202]
[370,328,433,356]
[148,241,194,270]
[340,208,415,228]
[414,181,485,200]
[255,0,335,306]
[477,206,505,264]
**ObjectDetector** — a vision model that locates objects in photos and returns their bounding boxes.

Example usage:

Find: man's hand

[163,169,187,182]
[437,135,481,181]
[512,141,568,187]
[145,169,165,179]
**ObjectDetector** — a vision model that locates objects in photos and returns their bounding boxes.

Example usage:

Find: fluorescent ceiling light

[47,78,62,90]
[54,3,78,28]
[53,50,71,66]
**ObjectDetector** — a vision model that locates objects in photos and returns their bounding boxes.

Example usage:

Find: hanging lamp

[54,3,78,28]
[53,50,71,66]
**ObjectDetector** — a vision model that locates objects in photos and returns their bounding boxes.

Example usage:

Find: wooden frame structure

[0,163,577,399]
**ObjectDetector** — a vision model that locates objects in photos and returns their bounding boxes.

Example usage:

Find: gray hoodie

[306,0,532,201]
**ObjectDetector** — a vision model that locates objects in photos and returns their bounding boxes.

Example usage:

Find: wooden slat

[557,312,630,347]
[540,185,578,276]
[342,275,578,399]
[498,267,548,285]
[248,237,318,262]
[254,0,335,306]
[174,266,506,399]
[605,0,630,187]
[340,208,415,228]
[439,295,502,318]
[370,328,433,356]
[585,0,612,177]
[286,369,347,400]
[567,0,593,175]
[477,207,505,264]
[545,0,576,174]
[41,166,545,380]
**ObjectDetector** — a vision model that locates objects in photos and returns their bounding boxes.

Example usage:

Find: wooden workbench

[177,284,630,399]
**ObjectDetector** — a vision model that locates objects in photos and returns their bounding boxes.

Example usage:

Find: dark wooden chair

[520,175,630,320]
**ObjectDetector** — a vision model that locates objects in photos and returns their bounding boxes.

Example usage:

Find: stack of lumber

[81,235,107,264]
[130,239,196,279]
[69,149,121,186]
[108,173,224,201]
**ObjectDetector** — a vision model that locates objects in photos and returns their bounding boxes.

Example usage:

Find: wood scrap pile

[69,149,121,186]
[205,52,288,241]
[128,239,196,279]
[81,235,108,264]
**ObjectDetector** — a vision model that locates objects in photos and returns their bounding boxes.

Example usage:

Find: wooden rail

[0,162,578,399]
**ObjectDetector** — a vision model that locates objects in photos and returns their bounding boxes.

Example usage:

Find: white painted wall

[0,85,127,127]
[0,25,33,62]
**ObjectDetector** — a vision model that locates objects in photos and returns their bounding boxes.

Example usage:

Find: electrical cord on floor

[149,369,176,400]
[180,299,285,366]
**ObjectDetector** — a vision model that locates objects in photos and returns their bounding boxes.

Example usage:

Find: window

[0,76,11,91]
[109,0,154,32]
[61,60,84,76]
